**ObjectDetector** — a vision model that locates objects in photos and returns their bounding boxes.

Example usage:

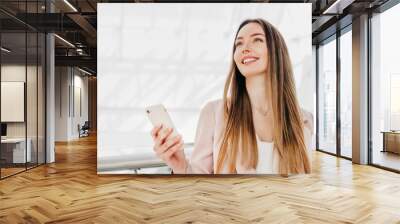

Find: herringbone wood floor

[1,135,400,224]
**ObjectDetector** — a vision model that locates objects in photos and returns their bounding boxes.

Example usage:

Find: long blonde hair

[216,18,310,175]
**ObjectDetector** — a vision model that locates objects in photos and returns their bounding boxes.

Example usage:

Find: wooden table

[381,131,400,154]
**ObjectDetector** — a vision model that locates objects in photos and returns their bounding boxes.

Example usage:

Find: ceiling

[0,0,392,75]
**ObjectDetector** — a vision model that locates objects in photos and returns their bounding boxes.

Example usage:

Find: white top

[256,137,276,174]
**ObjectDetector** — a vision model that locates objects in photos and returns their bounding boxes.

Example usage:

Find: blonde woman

[151,18,313,175]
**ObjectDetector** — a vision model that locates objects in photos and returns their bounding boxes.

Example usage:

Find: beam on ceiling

[67,13,96,45]
[55,55,96,70]
[323,0,356,14]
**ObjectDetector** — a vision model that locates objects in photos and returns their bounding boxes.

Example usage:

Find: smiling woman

[150,18,314,175]
[234,25,268,77]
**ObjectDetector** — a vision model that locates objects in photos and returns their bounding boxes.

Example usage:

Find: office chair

[79,121,90,138]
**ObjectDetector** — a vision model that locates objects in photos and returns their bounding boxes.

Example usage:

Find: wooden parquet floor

[1,167,26,178]
[1,134,400,224]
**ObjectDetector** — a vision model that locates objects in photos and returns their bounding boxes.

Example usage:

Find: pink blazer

[178,99,314,174]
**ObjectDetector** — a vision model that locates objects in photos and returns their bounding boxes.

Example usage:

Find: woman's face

[233,22,268,78]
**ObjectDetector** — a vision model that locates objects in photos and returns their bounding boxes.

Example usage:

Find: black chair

[79,121,90,138]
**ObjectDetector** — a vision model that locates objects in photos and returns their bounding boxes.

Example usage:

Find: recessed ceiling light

[1,47,11,53]
[54,34,75,48]
[323,0,354,15]
[63,0,78,12]
[78,67,93,76]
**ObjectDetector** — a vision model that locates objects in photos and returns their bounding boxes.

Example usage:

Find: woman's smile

[241,56,259,65]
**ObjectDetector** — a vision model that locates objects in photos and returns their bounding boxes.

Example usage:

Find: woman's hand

[151,124,187,173]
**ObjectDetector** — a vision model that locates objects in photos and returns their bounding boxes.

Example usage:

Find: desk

[1,138,32,163]
[381,131,400,154]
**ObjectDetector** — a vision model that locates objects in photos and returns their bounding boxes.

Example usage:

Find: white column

[45,1,55,163]
[352,14,369,164]
[46,33,55,163]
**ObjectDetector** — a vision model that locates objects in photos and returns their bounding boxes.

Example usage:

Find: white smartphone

[145,104,178,137]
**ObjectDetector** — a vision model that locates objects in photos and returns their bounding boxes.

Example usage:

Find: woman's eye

[254,38,263,43]
[235,42,242,47]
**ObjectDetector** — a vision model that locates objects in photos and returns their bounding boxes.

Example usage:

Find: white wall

[55,67,69,141]
[72,72,89,138]
[55,67,89,141]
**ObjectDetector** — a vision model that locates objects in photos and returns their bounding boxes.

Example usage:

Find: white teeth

[242,58,258,64]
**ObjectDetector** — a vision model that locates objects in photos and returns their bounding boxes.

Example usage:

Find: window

[371,2,400,171]
[318,36,337,154]
[340,28,352,158]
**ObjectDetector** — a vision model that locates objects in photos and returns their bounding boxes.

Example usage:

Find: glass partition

[0,1,46,179]
[26,0,40,170]
[27,30,38,169]
[1,31,28,178]
[38,32,45,165]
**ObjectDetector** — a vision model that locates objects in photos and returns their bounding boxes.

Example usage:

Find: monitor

[1,123,7,137]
